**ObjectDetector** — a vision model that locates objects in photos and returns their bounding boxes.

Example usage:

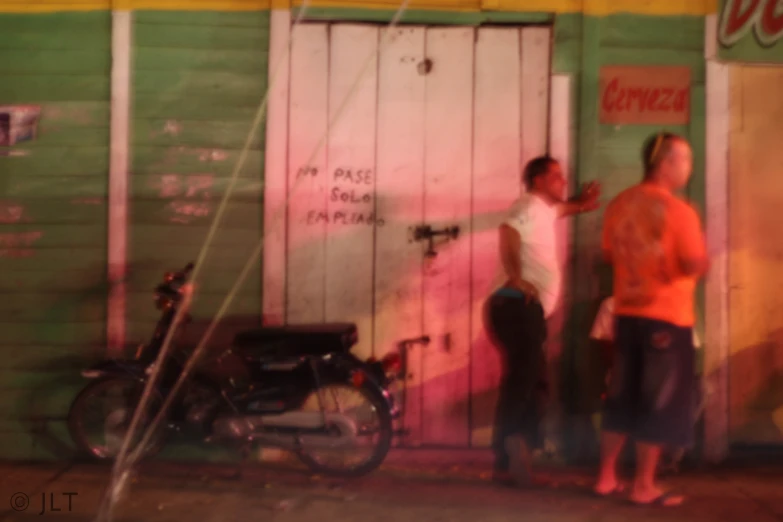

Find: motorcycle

[67,262,405,477]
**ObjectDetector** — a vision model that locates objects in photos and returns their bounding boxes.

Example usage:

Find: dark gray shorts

[601,315,695,448]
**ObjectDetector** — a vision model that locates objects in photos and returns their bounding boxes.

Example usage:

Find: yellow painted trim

[0,0,718,14]
[482,0,718,15]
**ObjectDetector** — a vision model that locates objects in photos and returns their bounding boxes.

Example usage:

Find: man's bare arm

[556,181,601,218]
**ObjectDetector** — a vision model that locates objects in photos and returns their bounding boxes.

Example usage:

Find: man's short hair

[641,131,683,177]
[523,155,557,190]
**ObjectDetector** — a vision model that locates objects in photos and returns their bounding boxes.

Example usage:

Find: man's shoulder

[668,194,700,217]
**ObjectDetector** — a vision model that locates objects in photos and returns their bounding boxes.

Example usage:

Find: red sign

[719,0,783,48]
[599,66,691,125]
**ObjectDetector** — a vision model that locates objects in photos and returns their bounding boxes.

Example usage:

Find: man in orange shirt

[593,132,709,506]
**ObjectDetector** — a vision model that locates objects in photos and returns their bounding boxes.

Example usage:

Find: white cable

[126,0,411,470]
[92,3,313,520]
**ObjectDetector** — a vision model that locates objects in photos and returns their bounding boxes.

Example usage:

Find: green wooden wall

[0,12,111,459]
[127,10,270,461]
[127,10,269,348]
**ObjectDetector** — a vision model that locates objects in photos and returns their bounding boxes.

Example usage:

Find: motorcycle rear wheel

[294,381,393,478]
[68,376,167,462]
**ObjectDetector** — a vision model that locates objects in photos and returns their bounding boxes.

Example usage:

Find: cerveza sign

[718,0,783,62]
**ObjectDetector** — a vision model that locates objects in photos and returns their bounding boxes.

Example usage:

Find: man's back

[601,183,705,327]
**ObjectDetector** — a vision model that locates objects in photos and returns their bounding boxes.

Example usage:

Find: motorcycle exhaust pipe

[251,432,359,451]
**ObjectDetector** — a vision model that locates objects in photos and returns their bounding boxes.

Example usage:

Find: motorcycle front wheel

[295,381,393,478]
[67,376,167,462]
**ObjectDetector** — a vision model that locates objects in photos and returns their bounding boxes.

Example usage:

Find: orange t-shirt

[601,183,706,327]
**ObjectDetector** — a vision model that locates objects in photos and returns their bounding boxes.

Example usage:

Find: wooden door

[285,23,551,447]
[728,64,783,445]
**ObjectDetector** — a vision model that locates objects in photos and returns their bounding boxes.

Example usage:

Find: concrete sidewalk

[0,452,782,522]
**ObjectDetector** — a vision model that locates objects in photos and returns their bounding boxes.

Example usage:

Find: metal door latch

[411,225,460,258]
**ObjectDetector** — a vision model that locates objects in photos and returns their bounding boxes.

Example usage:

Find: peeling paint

[199,149,227,162]
[163,120,182,136]
[71,197,105,205]
[157,147,228,169]
[0,203,25,224]
[0,231,43,257]
[168,200,211,217]
[152,173,214,200]
[0,149,30,157]
[149,174,215,225]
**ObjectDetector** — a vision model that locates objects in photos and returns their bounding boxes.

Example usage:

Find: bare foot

[593,480,625,497]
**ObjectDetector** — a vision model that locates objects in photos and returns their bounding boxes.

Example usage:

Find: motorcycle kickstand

[229,440,253,480]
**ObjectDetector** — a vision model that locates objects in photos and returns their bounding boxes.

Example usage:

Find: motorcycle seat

[232,323,357,358]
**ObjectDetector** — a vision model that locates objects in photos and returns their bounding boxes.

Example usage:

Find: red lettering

[646,88,660,112]
[761,0,783,41]
[660,88,673,111]
[723,0,761,40]
[602,77,619,112]
[673,89,688,112]
[602,84,687,114]
[719,0,783,47]
[627,89,641,112]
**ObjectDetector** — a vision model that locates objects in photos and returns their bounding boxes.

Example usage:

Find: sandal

[630,491,685,507]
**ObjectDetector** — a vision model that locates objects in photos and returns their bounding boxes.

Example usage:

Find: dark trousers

[602,315,695,449]
[484,292,548,471]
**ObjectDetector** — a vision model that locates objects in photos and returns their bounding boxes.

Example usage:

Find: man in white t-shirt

[484,156,601,487]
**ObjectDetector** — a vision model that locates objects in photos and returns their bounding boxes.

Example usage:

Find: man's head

[641,132,693,190]
[524,156,565,201]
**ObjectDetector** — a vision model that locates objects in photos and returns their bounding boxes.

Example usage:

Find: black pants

[484,293,548,471]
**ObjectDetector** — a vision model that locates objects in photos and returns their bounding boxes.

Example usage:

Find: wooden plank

[0,76,109,103]
[133,72,264,104]
[132,146,264,175]
[323,24,379,359]
[520,26,551,169]
[262,8,290,326]
[286,24,329,324]
[0,49,109,74]
[469,27,522,448]
[546,74,571,456]
[703,58,729,462]
[4,176,107,198]
[132,11,270,28]
[108,9,132,357]
[132,23,269,50]
[0,147,109,178]
[0,224,106,248]
[134,100,262,121]
[132,119,267,150]
[134,48,267,73]
[419,26,474,447]
[0,199,105,225]
[373,26,426,446]
[0,322,104,346]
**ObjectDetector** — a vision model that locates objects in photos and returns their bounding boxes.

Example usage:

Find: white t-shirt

[503,193,561,318]
[590,296,701,348]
